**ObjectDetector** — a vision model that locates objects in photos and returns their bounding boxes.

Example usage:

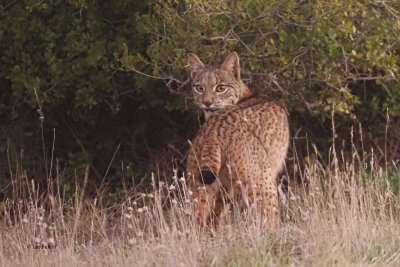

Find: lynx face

[188,52,252,120]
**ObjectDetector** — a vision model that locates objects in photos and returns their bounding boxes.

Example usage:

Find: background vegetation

[1,0,399,195]
[1,1,400,265]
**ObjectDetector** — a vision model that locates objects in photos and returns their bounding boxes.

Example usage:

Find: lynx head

[187,52,252,119]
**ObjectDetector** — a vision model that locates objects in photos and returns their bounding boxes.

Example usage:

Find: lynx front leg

[262,185,280,232]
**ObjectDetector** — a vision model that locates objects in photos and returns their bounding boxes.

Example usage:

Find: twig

[1,0,17,10]
[33,87,48,181]
[378,0,400,18]
[125,66,189,94]
[127,66,170,80]
[99,143,121,192]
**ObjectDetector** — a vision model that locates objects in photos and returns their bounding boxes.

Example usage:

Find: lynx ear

[187,53,205,78]
[221,52,241,80]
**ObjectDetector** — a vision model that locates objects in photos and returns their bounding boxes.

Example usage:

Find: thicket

[1,0,399,197]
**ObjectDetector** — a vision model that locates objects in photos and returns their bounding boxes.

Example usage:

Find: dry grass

[1,148,400,267]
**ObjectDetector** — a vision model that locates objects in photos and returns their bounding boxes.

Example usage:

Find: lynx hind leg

[247,178,280,232]
[188,174,220,227]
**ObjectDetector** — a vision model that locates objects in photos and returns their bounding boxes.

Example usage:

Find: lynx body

[186,53,289,230]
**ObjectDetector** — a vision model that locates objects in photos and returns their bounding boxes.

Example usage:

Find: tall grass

[1,144,400,266]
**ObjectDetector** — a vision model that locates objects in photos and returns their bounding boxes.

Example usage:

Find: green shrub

[1,0,399,191]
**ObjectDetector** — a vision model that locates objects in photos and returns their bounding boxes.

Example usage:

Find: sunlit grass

[1,148,400,266]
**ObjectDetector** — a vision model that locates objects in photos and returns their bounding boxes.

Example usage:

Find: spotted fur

[186,55,289,231]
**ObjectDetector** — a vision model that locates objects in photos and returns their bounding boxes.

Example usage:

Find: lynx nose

[203,101,212,107]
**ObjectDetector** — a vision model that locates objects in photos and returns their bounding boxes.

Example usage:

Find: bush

[1,0,399,192]
[119,0,400,162]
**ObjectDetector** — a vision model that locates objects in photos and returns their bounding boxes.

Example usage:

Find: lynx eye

[215,84,227,93]
[193,85,204,93]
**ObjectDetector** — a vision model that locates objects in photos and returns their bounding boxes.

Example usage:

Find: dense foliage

[1,0,399,193]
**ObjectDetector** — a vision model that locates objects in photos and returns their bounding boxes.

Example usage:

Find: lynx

[187,52,252,120]
[186,53,289,231]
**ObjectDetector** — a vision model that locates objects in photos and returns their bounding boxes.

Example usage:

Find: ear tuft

[187,53,205,78]
[221,52,241,80]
